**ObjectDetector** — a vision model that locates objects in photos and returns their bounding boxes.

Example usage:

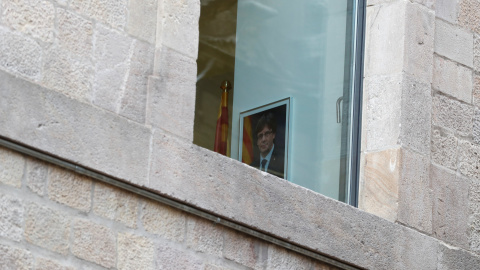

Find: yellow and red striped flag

[214,89,229,155]
[242,115,254,164]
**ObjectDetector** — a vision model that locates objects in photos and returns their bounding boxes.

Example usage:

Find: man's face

[256,125,275,157]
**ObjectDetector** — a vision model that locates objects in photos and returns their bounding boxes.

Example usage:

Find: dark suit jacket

[250,145,285,179]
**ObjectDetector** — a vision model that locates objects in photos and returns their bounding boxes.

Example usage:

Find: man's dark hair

[255,112,277,136]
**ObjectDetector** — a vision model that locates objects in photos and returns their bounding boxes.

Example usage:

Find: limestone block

[155,244,204,270]
[363,74,402,151]
[459,0,480,33]
[433,56,473,104]
[359,148,400,222]
[55,0,68,6]
[431,129,458,170]
[431,165,469,248]
[26,158,48,196]
[223,230,267,270]
[474,73,480,106]
[185,216,223,256]
[266,245,312,270]
[93,182,138,228]
[398,149,432,234]
[25,203,70,255]
[432,94,474,136]
[72,219,116,268]
[437,243,480,269]
[0,244,34,270]
[126,0,157,44]
[458,140,480,179]
[0,146,24,188]
[470,179,480,216]
[435,19,473,68]
[0,71,152,185]
[313,262,341,270]
[436,0,460,23]
[474,109,480,144]
[57,8,94,58]
[117,233,155,270]
[469,180,480,251]
[474,34,480,73]
[93,24,133,113]
[71,0,127,30]
[0,192,24,241]
[141,199,186,242]
[148,47,196,141]
[119,40,155,124]
[400,75,432,155]
[160,0,200,58]
[48,166,92,212]
[2,0,55,43]
[0,26,42,80]
[43,46,93,102]
[36,257,75,270]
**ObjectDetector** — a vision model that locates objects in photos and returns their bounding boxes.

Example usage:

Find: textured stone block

[117,233,154,270]
[0,26,42,80]
[431,129,458,170]
[474,109,480,144]
[431,165,469,248]
[470,180,480,251]
[224,230,267,269]
[160,0,200,58]
[0,146,24,188]
[0,244,34,270]
[72,219,116,268]
[433,56,473,104]
[93,182,138,228]
[458,140,480,179]
[437,244,480,270]
[25,203,70,254]
[435,19,473,68]
[0,71,152,185]
[313,262,341,270]
[155,244,204,270]
[436,0,459,23]
[363,75,402,151]
[57,8,94,58]
[266,245,312,270]
[71,0,127,29]
[148,47,196,141]
[185,216,223,256]
[459,0,480,33]
[126,0,157,43]
[433,94,474,136]
[2,0,55,43]
[474,74,480,106]
[400,76,432,154]
[398,150,432,234]
[48,166,92,212]
[474,34,480,73]
[141,199,186,242]
[359,148,400,222]
[0,192,24,241]
[36,257,75,270]
[25,158,48,196]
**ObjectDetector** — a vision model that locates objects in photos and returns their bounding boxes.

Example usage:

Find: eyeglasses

[257,130,273,140]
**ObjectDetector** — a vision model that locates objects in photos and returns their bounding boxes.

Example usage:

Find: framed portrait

[239,98,290,180]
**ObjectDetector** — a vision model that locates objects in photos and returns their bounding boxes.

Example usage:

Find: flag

[242,115,254,164]
[214,90,229,155]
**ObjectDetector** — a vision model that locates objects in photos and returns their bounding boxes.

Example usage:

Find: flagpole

[214,80,231,156]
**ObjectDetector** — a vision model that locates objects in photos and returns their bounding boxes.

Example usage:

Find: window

[194,0,365,205]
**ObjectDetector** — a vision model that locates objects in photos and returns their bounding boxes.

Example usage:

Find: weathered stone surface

[431,129,458,170]
[0,244,34,270]
[26,158,48,196]
[48,166,92,212]
[0,26,42,80]
[57,8,93,58]
[437,244,480,270]
[433,56,473,104]
[160,0,200,58]
[223,230,267,269]
[141,199,186,242]
[431,165,469,248]
[2,0,55,43]
[363,75,402,151]
[266,245,312,270]
[398,149,432,234]
[118,233,154,270]
[0,146,24,188]
[432,94,474,136]
[36,257,75,270]
[474,74,480,106]
[71,0,127,29]
[459,0,480,33]
[72,219,116,268]
[25,203,70,255]
[126,0,157,43]
[185,216,223,256]
[313,262,341,270]
[474,34,480,73]
[0,71,151,185]
[148,47,196,141]
[93,182,138,228]
[400,76,432,154]
[458,140,480,179]
[0,192,24,241]
[436,0,459,23]
[155,244,204,270]
[474,109,480,144]
[367,0,434,9]
[360,148,400,222]
[470,180,480,251]
[119,40,154,123]
[435,19,473,68]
